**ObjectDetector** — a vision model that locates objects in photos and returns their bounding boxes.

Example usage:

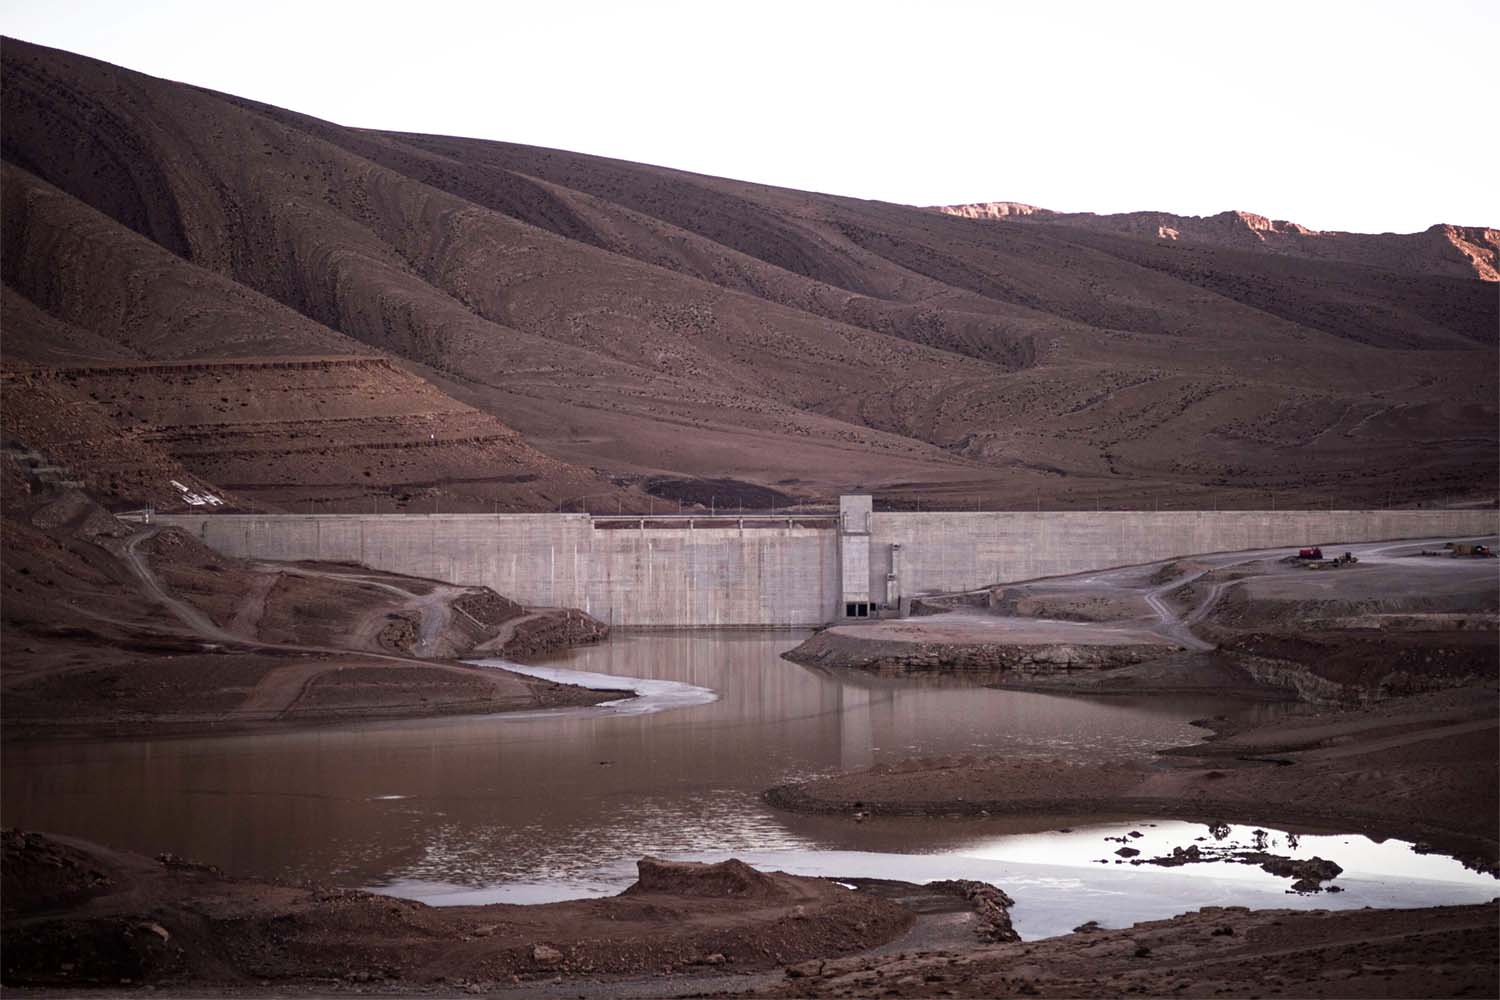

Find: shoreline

[0,675,626,745]
[0,836,914,992]
[763,682,1500,876]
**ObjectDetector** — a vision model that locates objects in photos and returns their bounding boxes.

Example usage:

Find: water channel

[3,631,1493,939]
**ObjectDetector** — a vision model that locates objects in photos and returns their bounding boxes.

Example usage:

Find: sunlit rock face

[931,202,1498,281]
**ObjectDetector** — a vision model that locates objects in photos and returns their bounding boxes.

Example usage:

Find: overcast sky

[3,0,1495,233]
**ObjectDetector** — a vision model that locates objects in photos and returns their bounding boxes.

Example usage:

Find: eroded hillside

[2,37,1495,510]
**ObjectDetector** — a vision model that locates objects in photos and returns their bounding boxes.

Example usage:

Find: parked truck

[1279,546,1356,568]
[1301,551,1358,570]
[1443,542,1496,558]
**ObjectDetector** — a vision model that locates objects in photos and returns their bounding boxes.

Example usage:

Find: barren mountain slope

[2,37,1495,509]
[1,131,638,512]
[2,357,631,513]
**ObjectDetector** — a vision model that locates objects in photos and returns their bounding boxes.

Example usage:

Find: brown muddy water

[3,631,1494,939]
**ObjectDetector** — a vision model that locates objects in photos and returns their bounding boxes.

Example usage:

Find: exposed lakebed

[3,632,1493,940]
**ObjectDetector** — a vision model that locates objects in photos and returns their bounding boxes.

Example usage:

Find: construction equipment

[1443,542,1496,558]
[1301,551,1358,570]
[1296,547,1324,560]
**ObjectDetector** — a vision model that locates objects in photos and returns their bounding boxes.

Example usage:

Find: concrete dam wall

[154,505,1496,627]
[159,513,840,627]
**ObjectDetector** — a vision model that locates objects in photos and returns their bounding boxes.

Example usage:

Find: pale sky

[3,0,1495,233]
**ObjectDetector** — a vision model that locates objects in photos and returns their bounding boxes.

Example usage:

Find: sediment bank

[764,684,1500,874]
[784,617,1180,676]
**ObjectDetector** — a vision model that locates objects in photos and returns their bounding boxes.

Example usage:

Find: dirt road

[791,535,1499,678]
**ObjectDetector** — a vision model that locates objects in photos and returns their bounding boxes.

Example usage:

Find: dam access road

[785,533,1499,688]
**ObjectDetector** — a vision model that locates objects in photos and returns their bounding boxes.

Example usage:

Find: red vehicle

[1297,547,1324,560]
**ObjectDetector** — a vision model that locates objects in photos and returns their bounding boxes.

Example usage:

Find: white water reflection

[963,820,1493,885]
[474,659,719,715]
[383,819,1499,940]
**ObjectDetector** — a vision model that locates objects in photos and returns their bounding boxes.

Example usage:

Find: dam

[152,499,1497,626]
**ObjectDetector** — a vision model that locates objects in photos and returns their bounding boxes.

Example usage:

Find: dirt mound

[24,489,130,539]
[494,608,609,658]
[625,857,785,900]
[1,829,116,918]
[925,880,1019,942]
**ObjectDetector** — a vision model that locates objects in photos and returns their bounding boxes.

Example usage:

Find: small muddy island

[785,615,1182,676]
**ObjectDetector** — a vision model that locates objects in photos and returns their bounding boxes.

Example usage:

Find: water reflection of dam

[150,497,1495,626]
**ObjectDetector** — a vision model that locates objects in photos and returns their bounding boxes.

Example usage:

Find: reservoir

[4,632,1492,939]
